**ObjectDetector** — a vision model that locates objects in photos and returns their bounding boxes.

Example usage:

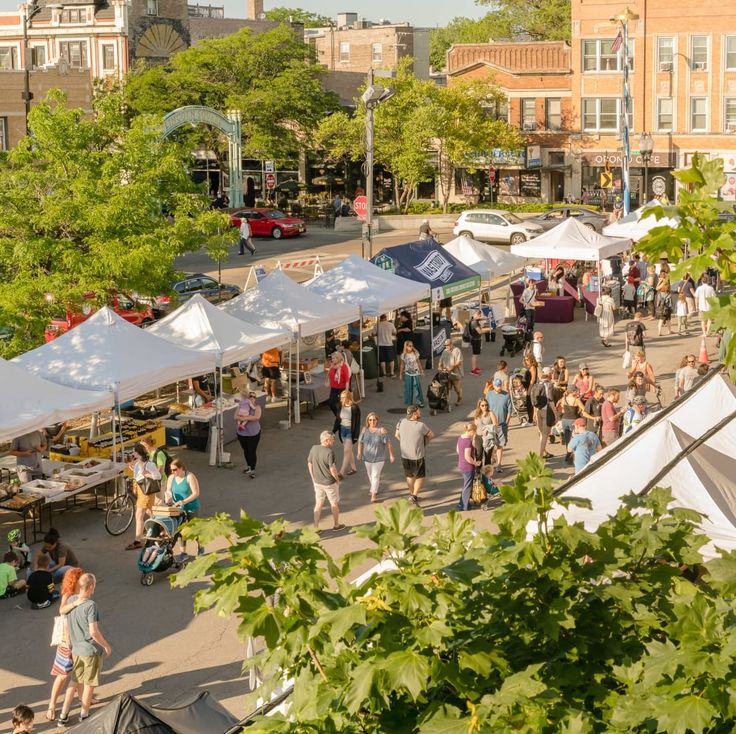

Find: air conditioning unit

[522,123,536,131]
[659,61,673,72]
[728,122,736,132]
[692,61,706,71]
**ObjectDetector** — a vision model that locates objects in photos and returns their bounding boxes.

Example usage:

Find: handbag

[140,477,161,495]
[50,615,66,647]
[622,350,632,370]
[593,302,603,318]
[349,358,360,375]
[471,475,487,505]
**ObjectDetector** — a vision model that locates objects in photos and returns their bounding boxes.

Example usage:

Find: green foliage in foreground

[174,455,736,733]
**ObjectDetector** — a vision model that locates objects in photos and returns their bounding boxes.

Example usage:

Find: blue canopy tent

[371,240,481,367]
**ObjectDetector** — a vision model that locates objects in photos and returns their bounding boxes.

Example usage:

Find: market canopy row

[443,235,527,280]
[603,200,680,241]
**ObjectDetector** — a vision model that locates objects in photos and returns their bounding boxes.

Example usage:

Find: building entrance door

[550,171,565,202]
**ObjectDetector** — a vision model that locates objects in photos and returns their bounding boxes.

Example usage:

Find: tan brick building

[447,41,573,202]
[571,0,736,204]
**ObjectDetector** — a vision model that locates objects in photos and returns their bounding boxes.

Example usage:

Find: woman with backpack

[141,436,170,490]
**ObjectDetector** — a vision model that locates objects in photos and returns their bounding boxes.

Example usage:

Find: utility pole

[364,68,374,260]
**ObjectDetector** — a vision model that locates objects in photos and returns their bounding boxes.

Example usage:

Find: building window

[726,36,736,70]
[0,117,7,150]
[339,42,350,62]
[0,46,18,70]
[657,37,674,70]
[101,44,115,71]
[690,97,707,131]
[371,42,382,63]
[61,8,84,22]
[545,98,562,130]
[725,98,736,131]
[582,98,631,132]
[31,45,46,68]
[59,41,88,68]
[691,36,708,70]
[657,97,673,131]
[146,0,158,15]
[582,38,634,72]
[521,98,536,130]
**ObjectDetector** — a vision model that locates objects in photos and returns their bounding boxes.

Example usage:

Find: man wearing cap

[395,405,434,506]
[623,396,648,436]
[567,418,601,474]
[485,379,513,473]
[438,338,463,404]
[530,367,557,459]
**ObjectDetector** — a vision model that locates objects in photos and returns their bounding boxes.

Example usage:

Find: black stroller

[427,372,452,416]
[499,315,528,357]
[137,510,185,586]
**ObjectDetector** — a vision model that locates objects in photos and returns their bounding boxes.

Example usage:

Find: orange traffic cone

[699,336,709,365]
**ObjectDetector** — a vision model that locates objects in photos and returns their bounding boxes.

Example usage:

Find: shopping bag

[471,475,487,505]
[50,615,66,647]
[622,350,632,370]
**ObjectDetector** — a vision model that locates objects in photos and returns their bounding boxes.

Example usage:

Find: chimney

[247,0,263,19]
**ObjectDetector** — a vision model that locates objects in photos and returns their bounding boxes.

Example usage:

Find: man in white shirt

[531,331,544,368]
[519,279,537,338]
[438,337,464,404]
[376,314,397,378]
[238,217,255,256]
[694,275,716,336]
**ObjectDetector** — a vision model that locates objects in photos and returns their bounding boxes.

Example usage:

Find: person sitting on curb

[0,551,26,599]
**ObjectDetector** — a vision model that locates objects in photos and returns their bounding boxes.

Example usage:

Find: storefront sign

[582,151,675,168]
[526,145,541,169]
[466,149,526,167]
[520,171,542,198]
[651,175,667,197]
[414,251,454,283]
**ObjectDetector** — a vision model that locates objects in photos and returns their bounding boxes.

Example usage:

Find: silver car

[452,209,544,245]
[525,207,608,233]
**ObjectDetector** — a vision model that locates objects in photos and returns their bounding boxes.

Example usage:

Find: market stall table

[290,368,330,418]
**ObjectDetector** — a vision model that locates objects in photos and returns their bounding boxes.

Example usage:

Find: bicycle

[105,476,135,536]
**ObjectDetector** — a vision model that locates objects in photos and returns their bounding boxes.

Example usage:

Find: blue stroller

[137,510,186,586]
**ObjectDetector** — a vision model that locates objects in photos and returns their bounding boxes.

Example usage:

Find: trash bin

[360,341,378,380]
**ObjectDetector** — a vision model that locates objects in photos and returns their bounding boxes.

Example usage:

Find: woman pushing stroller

[164,459,202,563]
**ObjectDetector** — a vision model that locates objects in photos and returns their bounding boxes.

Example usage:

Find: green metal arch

[161,105,243,208]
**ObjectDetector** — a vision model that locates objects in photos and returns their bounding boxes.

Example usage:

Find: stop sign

[488,165,496,182]
[265,173,276,190]
[353,195,368,221]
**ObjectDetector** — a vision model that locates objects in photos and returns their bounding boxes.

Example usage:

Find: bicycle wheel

[105,494,135,536]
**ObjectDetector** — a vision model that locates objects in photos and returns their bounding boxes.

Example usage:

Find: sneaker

[197,547,205,557]
[34,600,51,609]
[249,471,256,479]
[57,714,69,728]
[79,713,90,724]
[175,553,190,564]
[408,494,419,506]
[242,467,251,474]
[332,523,346,531]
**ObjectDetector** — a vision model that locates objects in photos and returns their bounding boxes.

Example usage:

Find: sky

[0,0,489,25]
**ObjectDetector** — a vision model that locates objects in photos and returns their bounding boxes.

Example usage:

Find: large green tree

[0,90,232,356]
[175,455,736,732]
[429,14,502,71]
[477,0,572,42]
[125,25,339,162]
[264,6,331,27]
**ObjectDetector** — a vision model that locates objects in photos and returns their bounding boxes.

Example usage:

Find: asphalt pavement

[0,223,717,731]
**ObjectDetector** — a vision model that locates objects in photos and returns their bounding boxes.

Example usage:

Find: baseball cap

[7,529,20,543]
[579,362,589,370]
[541,366,553,376]
[493,378,503,387]
[574,418,586,427]
[632,396,647,405]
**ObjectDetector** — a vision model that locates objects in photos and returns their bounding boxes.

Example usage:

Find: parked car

[453,210,544,245]
[44,293,155,342]
[230,208,306,239]
[143,273,241,318]
[524,206,608,232]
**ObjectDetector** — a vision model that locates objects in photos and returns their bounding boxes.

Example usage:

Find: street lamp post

[610,6,639,216]
[639,132,654,203]
[21,2,41,136]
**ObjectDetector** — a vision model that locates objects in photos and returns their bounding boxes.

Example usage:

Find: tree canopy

[125,25,339,162]
[175,454,736,732]
[0,90,232,356]
[429,15,501,71]
[264,6,331,28]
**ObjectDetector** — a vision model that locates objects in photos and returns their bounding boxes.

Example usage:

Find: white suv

[453,209,544,245]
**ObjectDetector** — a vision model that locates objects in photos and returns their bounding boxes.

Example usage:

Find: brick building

[447,41,573,203]
[571,0,736,203]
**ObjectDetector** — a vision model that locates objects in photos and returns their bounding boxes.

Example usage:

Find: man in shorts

[395,405,434,506]
[58,573,112,726]
[260,348,282,403]
[376,313,397,378]
[307,431,345,531]
[485,378,513,473]
[468,310,484,375]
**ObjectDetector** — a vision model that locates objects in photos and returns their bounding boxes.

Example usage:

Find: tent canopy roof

[305,255,431,315]
[370,240,481,300]
[13,307,214,403]
[602,200,679,241]
[147,294,290,366]
[443,235,527,279]
[0,358,112,443]
[510,217,631,261]
[221,269,360,338]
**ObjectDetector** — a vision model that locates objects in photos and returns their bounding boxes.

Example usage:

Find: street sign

[265,173,276,190]
[264,160,274,173]
[488,165,496,182]
[599,171,613,189]
[353,195,368,220]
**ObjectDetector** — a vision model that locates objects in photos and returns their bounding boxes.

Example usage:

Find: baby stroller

[427,371,452,416]
[137,509,185,587]
[499,316,527,357]
[509,370,530,426]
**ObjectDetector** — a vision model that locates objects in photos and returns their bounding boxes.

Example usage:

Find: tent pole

[429,296,434,372]
[217,356,224,465]
[358,308,364,399]
[295,327,301,424]
[287,340,292,430]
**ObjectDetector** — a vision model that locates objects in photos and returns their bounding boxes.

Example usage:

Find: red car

[44,293,155,342]
[230,208,306,239]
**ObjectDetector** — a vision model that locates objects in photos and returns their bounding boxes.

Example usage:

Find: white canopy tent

[602,200,679,241]
[544,374,736,559]
[147,294,290,366]
[0,358,112,443]
[13,307,214,403]
[443,235,527,280]
[510,217,632,261]
[221,269,361,422]
[304,255,430,316]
